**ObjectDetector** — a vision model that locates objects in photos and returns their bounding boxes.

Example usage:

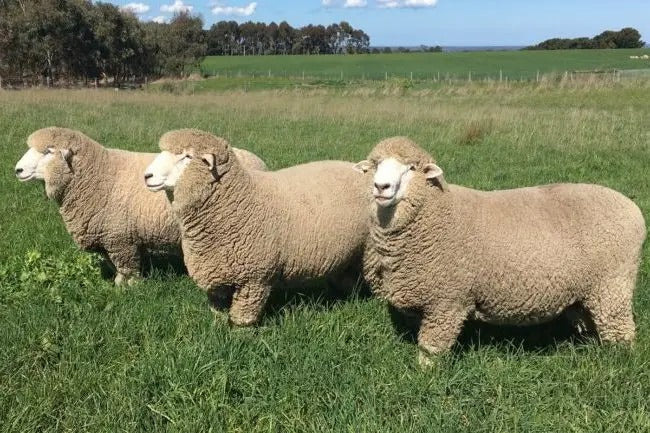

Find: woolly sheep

[144,129,369,326]
[354,137,646,365]
[15,127,267,285]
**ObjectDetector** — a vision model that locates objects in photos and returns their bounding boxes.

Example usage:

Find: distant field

[2,82,650,431]
[201,48,650,81]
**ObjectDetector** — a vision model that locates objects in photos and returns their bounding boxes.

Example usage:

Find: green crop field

[200,48,650,81]
[1,80,650,431]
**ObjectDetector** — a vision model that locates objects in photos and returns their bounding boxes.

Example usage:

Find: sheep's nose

[144,173,153,180]
[374,182,390,192]
[15,168,23,175]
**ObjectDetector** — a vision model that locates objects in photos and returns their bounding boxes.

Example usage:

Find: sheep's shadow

[388,306,594,355]
[98,252,187,281]
[263,280,372,319]
[206,278,372,322]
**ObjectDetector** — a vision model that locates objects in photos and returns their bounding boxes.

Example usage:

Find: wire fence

[196,68,632,84]
[2,68,647,89]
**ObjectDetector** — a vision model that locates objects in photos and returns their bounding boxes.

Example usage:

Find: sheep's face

[16,145,74,199]
[144,150,192,192]
[354,157,443,208]
[15,147,57,182]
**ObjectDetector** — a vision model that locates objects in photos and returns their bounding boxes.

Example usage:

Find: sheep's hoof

[114,273,140,286]
[417,349,441,369]
[114,273,126,286]
[126,275,141,286]
[228,315,258,327]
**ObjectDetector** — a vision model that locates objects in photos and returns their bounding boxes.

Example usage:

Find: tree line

[206,20,369,56]
[526,28,645,50]
[0,0,371,86]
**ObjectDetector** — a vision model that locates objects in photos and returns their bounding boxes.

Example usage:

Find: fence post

[385,71,388,80]
[410,71,413,81]
[499,69,502,82]
[302,70,305,80]
[536,70,540,83]
[0,76,3,89]
[468,71,472,82]
[268,70,271,77]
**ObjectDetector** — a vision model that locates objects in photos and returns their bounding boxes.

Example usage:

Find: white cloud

[151,15,167,23]
[211,2,257,16]
[121,2,150,13]
[377,0,438,8]
[323,0,368,7]
[160,0,193,13]
[344,0,367,7]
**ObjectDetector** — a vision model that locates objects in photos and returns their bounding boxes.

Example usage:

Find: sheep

[14,127,267,285]
[144,129,369,326]
[354,137,646,365]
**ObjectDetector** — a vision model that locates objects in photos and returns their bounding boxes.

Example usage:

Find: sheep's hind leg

[417,305,468,367]
[584,275,636,345]
[229,283,271,327]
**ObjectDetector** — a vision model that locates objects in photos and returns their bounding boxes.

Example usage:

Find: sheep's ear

[423,163,448,192]
[202,153,231,179]
[60,148,73,168]
[201,153,216,171]
[423,163,443,179]
[353,160,372,173]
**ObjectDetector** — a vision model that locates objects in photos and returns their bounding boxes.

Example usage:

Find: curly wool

[162,130,369,325]
[27,127,182,283]
[363,137,646,360]
[158,128,267,172]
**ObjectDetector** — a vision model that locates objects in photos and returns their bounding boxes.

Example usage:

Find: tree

[526,27,644,50]
[613,27,644,48]
[158,12,206,76]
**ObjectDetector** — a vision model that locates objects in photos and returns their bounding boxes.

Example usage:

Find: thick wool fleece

[158,128,267,172]
[363,137,646,359]
[160,130,369,326]
[27,127,182,283]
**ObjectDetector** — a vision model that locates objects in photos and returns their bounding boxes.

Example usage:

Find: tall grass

[0,82,649,432]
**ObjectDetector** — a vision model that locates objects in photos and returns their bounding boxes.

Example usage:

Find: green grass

[1,82,650,432]
[200,49,650,81]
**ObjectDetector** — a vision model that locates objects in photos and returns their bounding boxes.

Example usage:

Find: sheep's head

[354,137,446,208]
[15,127,98,200]
[145,129,234,193]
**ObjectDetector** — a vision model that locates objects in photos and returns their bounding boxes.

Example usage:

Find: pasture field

[1,80,650,432]
[200,48,650,81]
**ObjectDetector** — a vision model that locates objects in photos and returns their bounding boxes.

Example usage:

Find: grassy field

[1,80,650,432]
[200,48,650,81]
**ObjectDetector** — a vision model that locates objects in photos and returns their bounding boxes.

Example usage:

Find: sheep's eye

[43,148,51,155]
[184,154,192,160]
[409,165,416,171]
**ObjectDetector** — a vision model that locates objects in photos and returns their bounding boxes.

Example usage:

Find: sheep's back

[449,183,645,311]
[253,161,370,280]
[103,149,180,247]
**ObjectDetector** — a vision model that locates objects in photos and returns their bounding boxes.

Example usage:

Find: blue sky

[114,0,650,46]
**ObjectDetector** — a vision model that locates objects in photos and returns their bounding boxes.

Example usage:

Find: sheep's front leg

[417,304,468,367]
[229,282,271,327]
[107,243,142,286]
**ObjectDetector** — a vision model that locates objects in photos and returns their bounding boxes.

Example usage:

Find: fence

[2,69,645,90]
[196,67,630,84]
[0,75,149,90]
